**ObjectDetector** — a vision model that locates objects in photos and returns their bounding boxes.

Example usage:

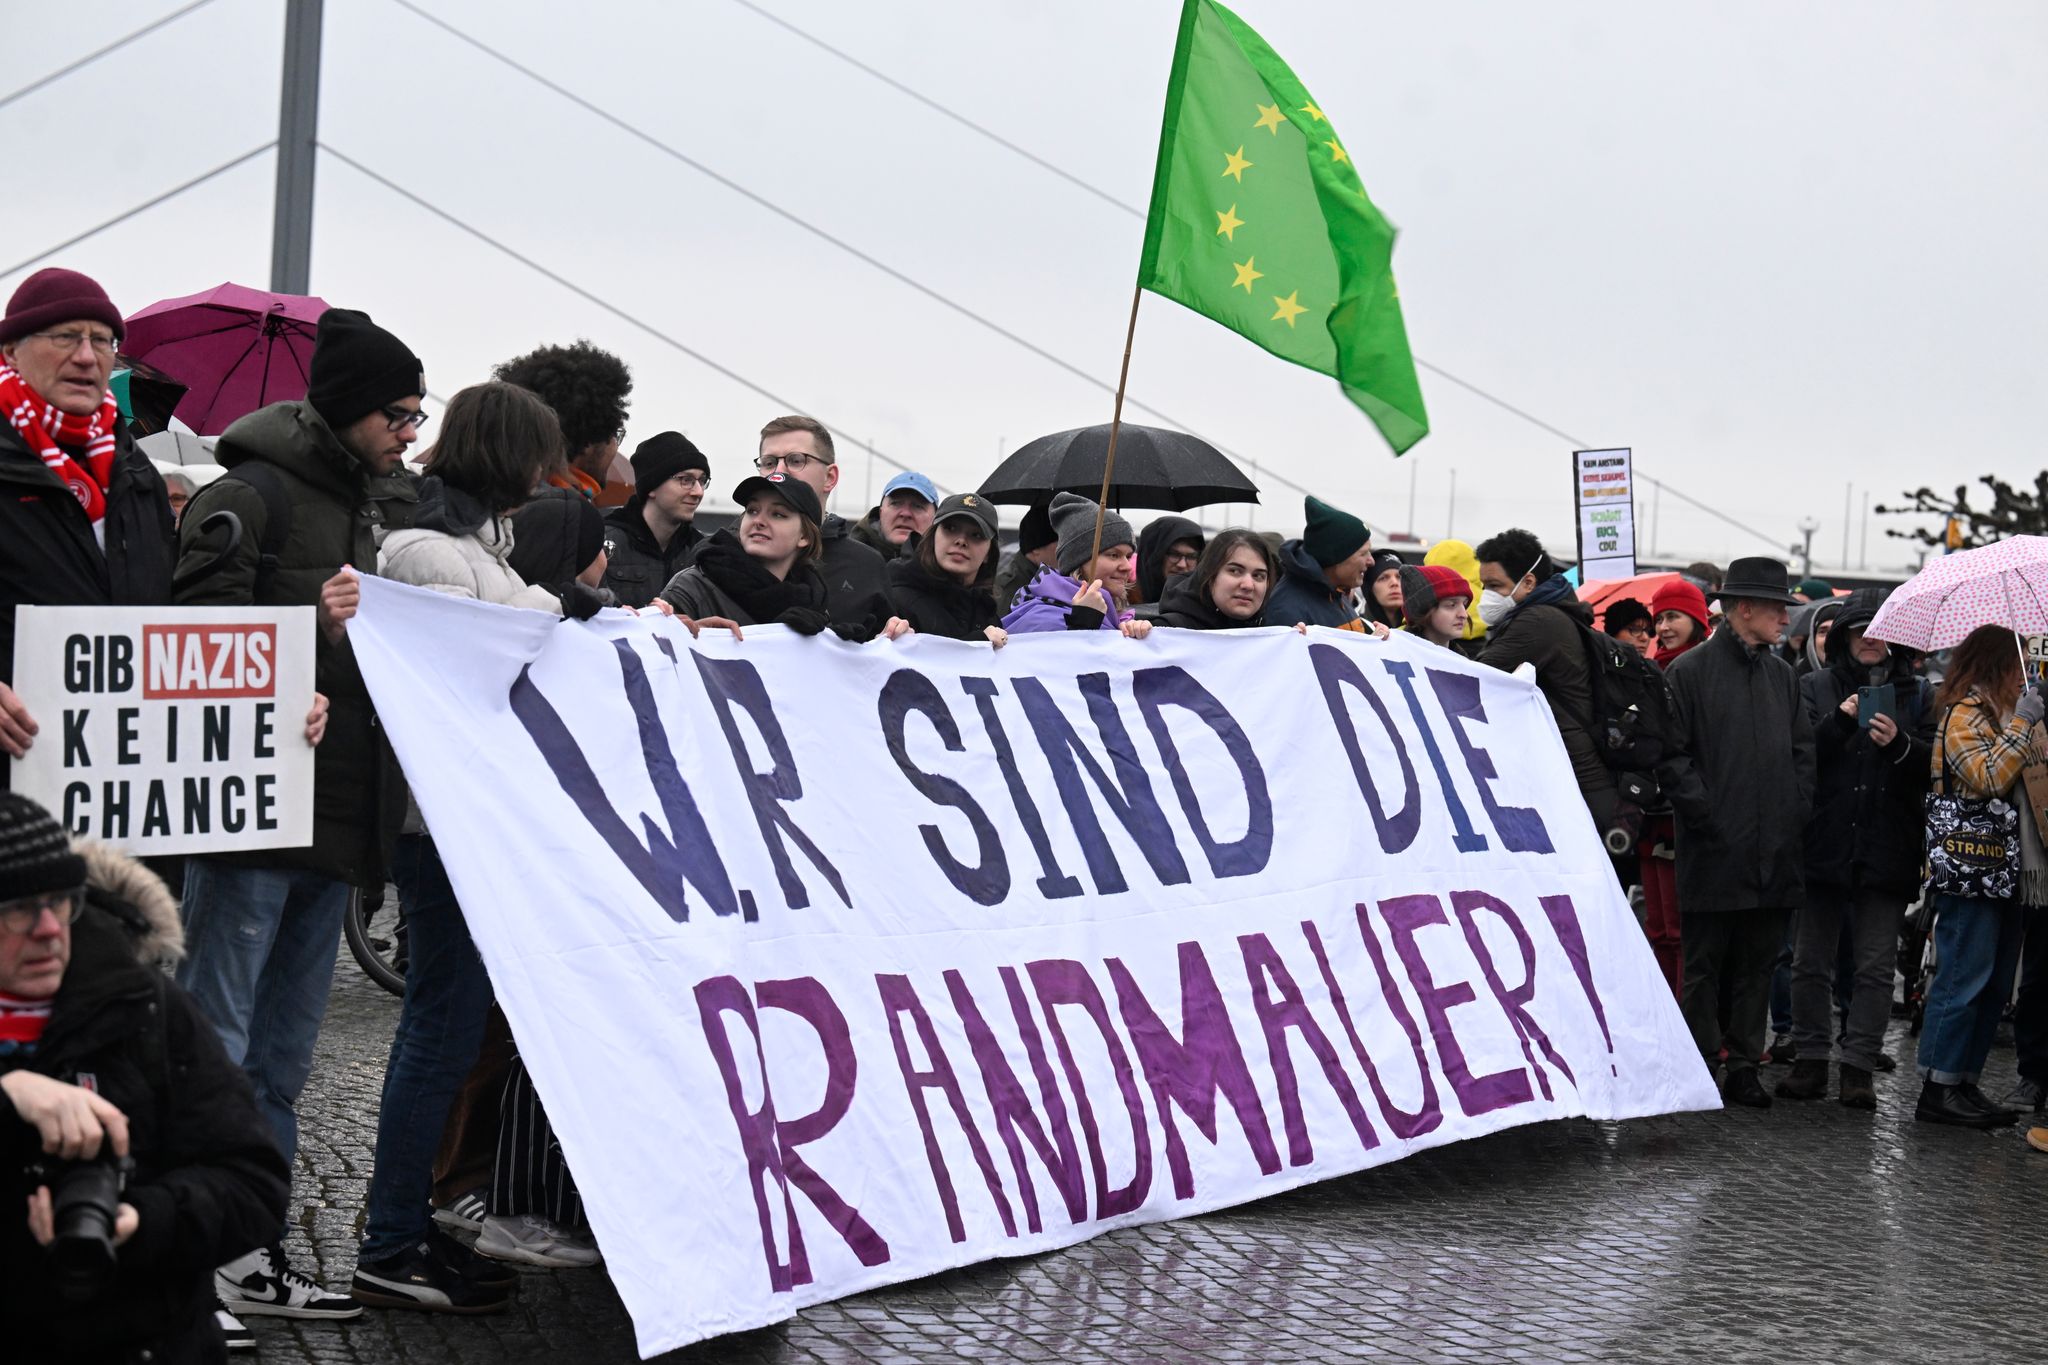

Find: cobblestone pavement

[258,961,2048,1365]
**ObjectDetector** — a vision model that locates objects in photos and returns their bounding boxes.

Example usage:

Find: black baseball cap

[933,491,998,539]
[731,472,822,523]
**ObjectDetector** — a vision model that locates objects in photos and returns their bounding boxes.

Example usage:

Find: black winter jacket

[884,545,1001,641]
[600,499,701,608]
[1665,624,1818,911]
[1477,580,1615,811]
[1153,576,1260,630]
[2,848,289,1365]
[0,423,174,695]
[1798,593,1934,897]
[817,514,891,628]
[171,401,406,887]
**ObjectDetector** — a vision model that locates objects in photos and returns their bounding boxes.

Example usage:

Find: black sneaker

[353,1239,512,1314]
[1723,1068,1773,1109]
[428,1223,520,1291]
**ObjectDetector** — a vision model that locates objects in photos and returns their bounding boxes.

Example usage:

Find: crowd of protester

[3,264,2046,1358]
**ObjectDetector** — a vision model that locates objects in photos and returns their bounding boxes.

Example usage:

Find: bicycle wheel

[345,883,407,996]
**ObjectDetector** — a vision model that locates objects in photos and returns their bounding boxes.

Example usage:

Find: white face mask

[1477,554,1544,628]
[1476,590,1517,628]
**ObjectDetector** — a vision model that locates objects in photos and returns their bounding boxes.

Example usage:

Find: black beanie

[631,431,709,497]
[0,792,87,902]
[307,308,425,431]
[1018,502,1056,553]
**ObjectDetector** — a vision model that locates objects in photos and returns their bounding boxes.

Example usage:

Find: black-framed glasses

[754,452,827,473]
[30,330,118,358]
[382,404,430,432]
[0,888,82,935]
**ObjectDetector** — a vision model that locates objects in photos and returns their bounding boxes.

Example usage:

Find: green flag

[1138,0,1429,453]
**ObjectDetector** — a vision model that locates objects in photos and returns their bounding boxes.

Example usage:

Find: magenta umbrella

[122,283,329,435]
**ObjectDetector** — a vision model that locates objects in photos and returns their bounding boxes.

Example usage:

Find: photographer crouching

[1,793,289,1362]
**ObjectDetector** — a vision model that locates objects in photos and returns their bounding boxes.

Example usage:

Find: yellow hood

[1425,538,1486,639]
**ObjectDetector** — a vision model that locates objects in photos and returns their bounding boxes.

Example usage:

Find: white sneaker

[475,1213,602,1268]
[216,1243,364,1319]
[430,1188,489,1233]
[215,1302,256,1352]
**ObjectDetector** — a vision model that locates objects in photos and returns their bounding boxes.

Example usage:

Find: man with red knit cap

[0,269,175,789]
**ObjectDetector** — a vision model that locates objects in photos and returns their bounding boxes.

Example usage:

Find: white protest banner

[1574,447,1636,581]
[8,606,316,855]
[348,576,1717,1356]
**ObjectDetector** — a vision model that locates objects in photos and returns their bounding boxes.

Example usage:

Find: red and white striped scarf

[0,989,52,1058]
[0,360,121,525]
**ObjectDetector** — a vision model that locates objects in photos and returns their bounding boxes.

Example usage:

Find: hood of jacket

[1277,538,1336,590]
[211,399,367,504]
[1156,573,1256,629]
[1137,516,1204,604]
[1824,587,1888,663]
[1801,596,1847,673]
[77,841,182,970]
[409,474,495,538]
[1424,538,1487,640]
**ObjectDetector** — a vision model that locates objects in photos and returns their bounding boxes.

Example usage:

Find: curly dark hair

[492,340,632,458]
[1474,527,1557,583]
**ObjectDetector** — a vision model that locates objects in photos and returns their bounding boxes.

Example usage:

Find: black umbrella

[976,422,1260,511]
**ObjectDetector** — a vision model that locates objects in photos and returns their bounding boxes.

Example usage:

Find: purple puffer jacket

[1002,565,1130,633]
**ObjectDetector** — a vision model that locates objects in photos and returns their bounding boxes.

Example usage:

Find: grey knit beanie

[1050,491,1134,577]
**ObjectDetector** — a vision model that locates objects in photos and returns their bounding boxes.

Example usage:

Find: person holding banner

[1003,492,1153,638]
[0,269,175,793]
[1361,551,1408,633]
[884,492,1008,643]
[656,473,908,640]
[1264,495,1372,629]
[352,380,581,1313]
[1397,563,1477,654]
[171,307,429,1322]
[1153,529,1280,630]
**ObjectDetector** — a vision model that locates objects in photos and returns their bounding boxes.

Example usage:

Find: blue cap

[881,471,938,505]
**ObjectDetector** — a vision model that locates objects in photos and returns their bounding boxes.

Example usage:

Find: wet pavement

[259,961,2048,1364]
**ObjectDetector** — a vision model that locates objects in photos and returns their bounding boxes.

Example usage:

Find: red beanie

[0,268,124,346]
[1419,563,1471,605]
[1651,578,1710,632]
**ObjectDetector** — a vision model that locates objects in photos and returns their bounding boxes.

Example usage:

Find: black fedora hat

[1719,556,1798,606]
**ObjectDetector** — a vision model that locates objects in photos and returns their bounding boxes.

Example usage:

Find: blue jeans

[1918,892,2025,1084]
[176,858,349,1167]
[361,834,494,1260]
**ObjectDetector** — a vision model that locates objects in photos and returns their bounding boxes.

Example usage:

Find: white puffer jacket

[378,518,562,612]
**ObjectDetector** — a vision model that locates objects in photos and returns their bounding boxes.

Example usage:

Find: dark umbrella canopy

[977,422,1260,511]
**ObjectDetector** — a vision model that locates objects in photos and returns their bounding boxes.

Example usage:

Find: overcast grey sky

[5,0,2043,570]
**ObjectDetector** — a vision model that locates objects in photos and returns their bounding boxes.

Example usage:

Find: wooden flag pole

[1088,284,1145,568]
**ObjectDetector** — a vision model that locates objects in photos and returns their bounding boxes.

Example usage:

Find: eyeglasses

[754,452,829,473]
[382,404,430,432]
[0,888,82,935]
[30,330,118,358]
[671,473,709,490]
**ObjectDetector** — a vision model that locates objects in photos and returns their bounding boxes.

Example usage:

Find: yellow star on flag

[1231,256,1263,292]
[1253,103,1286,134]
[1215,203,1245,240]
[1325,139,1349,164]
[1271,290,1306,327]
[1300,103,1325,122]
[1221,145,1253,182]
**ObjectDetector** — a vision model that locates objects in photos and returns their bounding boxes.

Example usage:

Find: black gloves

[776,606,831,637]
[559,581,607,621]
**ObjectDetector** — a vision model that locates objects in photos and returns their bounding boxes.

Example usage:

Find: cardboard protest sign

[9,606,316,855]
[349,577,1716,1356]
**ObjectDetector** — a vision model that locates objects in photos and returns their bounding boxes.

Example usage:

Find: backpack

[1572,620,1683,775]
[173,462,293,600]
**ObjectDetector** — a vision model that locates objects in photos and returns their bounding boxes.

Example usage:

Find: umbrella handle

[171,509,246,594]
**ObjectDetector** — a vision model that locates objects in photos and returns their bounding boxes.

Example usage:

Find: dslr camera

[28,1150,135,1301]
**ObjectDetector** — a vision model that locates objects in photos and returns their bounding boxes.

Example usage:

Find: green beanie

[1301,495,1370,567]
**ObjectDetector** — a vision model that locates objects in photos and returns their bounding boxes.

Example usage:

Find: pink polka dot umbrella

[1865,535,2048,652]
